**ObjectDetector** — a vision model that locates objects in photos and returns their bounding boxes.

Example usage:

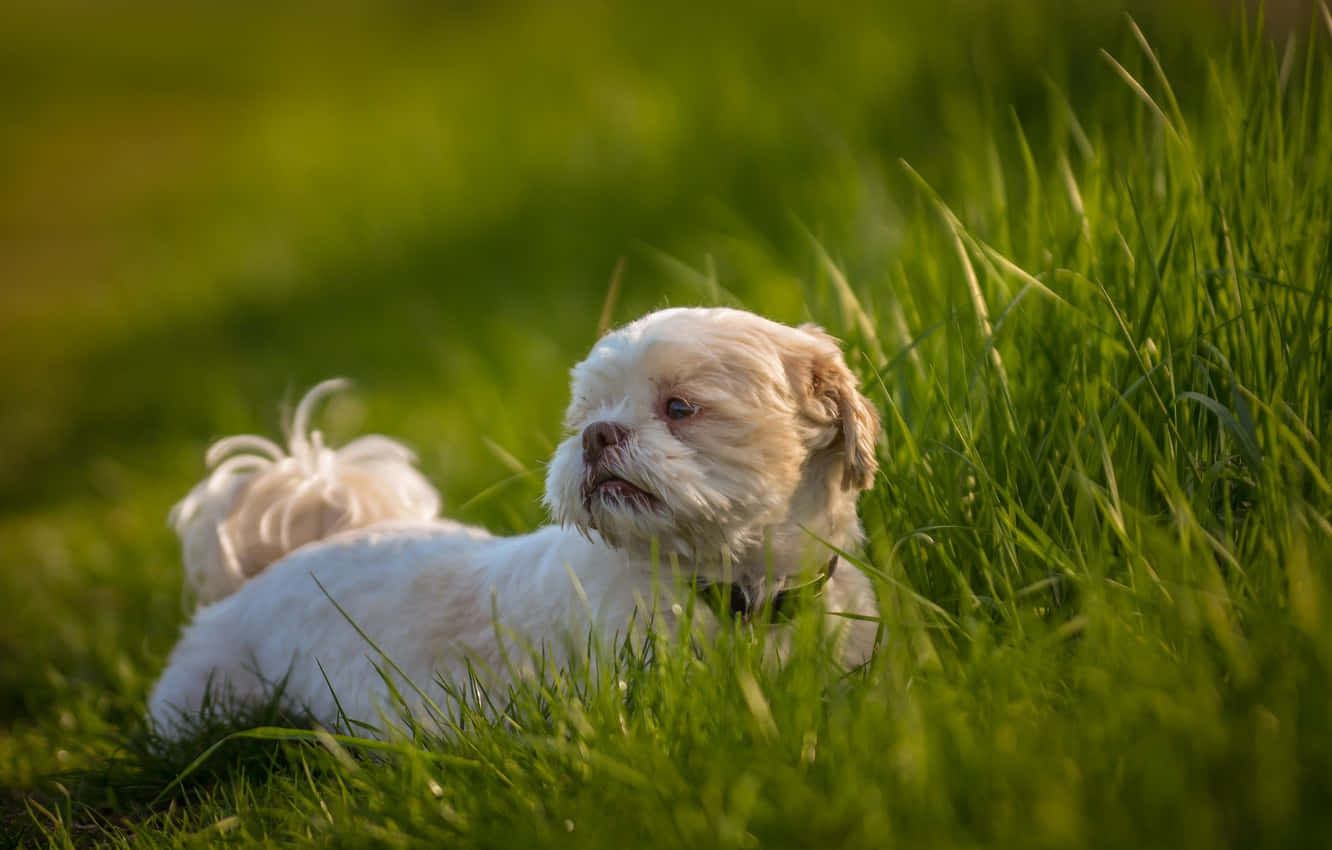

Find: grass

[2,0,1331,846]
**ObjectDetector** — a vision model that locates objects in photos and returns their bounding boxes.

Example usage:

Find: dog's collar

[694,555,838,624]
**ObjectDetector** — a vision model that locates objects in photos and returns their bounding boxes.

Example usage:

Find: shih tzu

[148,307,882,737]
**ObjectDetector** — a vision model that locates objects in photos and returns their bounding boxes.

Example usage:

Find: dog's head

[544,307,879,576]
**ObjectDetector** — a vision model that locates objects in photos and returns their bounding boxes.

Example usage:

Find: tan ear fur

[794,324,881,490]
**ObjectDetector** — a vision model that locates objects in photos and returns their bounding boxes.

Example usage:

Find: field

[2,0,1331,846]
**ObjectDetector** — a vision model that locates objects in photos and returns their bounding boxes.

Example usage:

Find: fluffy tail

[170,379,440,606]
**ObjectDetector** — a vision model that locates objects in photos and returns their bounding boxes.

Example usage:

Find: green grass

[3,0,1331,846]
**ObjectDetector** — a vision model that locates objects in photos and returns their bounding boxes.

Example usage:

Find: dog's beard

[544,425,790,564]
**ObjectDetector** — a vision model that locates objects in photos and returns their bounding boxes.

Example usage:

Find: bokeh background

[2,0,1258,518]
[1,0,1325,832]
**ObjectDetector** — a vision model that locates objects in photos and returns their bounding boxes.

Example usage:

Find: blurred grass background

[2,0,1331,846]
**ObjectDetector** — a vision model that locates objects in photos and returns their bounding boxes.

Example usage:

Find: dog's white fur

[148,307,881,737]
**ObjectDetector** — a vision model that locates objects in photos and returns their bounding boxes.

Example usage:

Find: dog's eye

[665,397,698,420]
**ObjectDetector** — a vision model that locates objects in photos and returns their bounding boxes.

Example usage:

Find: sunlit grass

[2,1,1331,847]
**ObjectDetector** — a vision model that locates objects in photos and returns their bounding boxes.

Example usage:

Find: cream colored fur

[170,378,441,605]
[148,307,882,738]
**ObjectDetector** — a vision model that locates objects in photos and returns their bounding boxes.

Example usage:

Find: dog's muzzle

[578,421,659,513]
[581,466,659,512]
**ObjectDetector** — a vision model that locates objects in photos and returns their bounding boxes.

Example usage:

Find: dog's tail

[170,379,441,606]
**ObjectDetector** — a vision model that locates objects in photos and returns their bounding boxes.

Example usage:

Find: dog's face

[544,307,879,570]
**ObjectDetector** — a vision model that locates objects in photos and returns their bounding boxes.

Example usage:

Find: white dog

[148,307,881,737]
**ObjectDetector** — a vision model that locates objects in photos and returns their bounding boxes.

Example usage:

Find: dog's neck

[727,451,867,584]
[733,515,860,583]
[694,553,839,623]
[686,487,864,587]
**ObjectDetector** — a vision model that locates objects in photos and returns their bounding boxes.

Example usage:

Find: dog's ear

[788,324,880,490]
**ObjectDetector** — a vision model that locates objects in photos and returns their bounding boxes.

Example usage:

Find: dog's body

[148,307,881,737]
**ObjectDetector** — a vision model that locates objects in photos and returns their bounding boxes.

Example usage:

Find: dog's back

[171,379,440,606]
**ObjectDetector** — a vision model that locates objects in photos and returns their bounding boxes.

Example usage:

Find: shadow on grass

[2,692,315,848]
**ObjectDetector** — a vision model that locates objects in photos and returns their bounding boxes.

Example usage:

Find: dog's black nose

[582,421,629,465]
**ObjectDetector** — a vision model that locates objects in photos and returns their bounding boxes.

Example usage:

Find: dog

[147,307,882,738]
